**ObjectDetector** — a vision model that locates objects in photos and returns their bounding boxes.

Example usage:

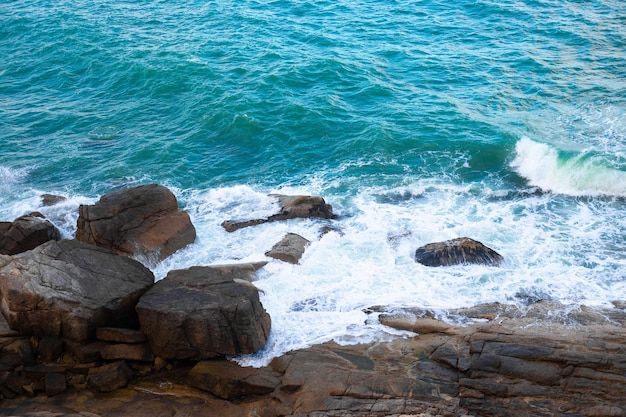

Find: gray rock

[414,237,503,267]
[0,213,61,255]
[0,240,154,342]
[265,232,310,264]
[136,263,270,360]
[76,184,196,262]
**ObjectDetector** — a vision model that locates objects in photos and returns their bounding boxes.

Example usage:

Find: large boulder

[0,213,61,255]
[76,184,196,262]
[136,263,271,360]
[414,237,503,267]
[222,194,336,232]
[0,240,154,342]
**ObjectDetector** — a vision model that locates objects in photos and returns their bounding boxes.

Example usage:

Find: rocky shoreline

[1,184,625,416]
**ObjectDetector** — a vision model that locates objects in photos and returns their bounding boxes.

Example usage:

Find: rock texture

[415,237,504,267]
[0,240,154,341]
[1,305,625,416]
[76,184,196,261]
[0,213,61,255]
[222,194,336,232]
[265,232,310,264]
[136,263,271,360]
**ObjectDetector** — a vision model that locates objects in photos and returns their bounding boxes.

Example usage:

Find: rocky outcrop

[265,232,310,264]
[76,184,196,262]
[415,237,504,267]
[0,240,154,342]
[136,263,271,360]
[222,194,336,232]
[0,213,61,255]
[1,304,625,416]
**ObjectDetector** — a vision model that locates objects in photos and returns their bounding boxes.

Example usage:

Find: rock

[36,336,64,363]
[414,237,503,267]
[76,184,196,262]
[96,327,146,344]
[41,194,67,207]
[265,232,310,264]
[100,343,154,362]
[136,263,271,360]
[0,213,61,255]
[188,359,281,399]
[0,240,154,342]
[222,194,336,232]
[45,372,66,396]
[87,361,134,392]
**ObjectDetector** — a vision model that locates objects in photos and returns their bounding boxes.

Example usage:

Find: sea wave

[510,137,626,197]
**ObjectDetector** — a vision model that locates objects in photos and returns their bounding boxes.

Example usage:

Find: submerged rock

[136,263,270,360]
[0,213,61,255]
[76,184,196,262]
[414,237,503,267]
[222,194,336,232]
[0,240,154,342]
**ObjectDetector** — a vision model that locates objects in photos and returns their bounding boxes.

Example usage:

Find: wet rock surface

[415,237,504,267]
[222,194,336,232]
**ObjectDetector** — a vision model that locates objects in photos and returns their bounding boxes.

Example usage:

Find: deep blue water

[2,0,625,364]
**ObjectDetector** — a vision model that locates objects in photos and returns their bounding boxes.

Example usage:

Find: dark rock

[76,184,196,262]
[45,372,66,396]
[96,327,146,344]
[37,336,64,363]
[188,359,281,399]
[222,194,336,232]
[71,341,106,363]
[100,343,154,362]
[87,361,134,392]
[0,240,154,342]
[41,194,67,207]
[0,213,61,255]
[136,263,270,360]
[265,232,310,264]
[414,237,503,267]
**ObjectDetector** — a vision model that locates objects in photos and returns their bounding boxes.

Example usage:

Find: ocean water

[1,0,625,366]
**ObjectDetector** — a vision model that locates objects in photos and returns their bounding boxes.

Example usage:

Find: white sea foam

[1,179,624,367]
[511,137,626,197]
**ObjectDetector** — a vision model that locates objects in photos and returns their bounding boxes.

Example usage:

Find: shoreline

[2,302,625,417]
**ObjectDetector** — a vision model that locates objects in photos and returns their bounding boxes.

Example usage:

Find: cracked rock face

[76,184,196,262]
[0,240,154,342]
[136,264,271,360]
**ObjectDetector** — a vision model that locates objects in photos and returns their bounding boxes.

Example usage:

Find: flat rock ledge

[1,304,624,417]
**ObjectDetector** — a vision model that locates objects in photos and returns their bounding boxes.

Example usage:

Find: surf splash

[510,137,626,197]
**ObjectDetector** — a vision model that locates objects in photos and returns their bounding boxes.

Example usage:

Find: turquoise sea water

[2,1,625,365]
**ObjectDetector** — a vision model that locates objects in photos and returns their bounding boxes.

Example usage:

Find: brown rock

[37,336,64,363]
[222,194,336,232]
[415,237,504,267]
[136,264,270,360]
[87,361,134,392]
[0,240,154,342]
[45,372,66,396]
[265,232,310,264]
[76,184,196,262]
[0,213,61,255]
[96,327,146,344]
[41,194,67,207]
[188,359,281,399]
[100,343,154,362]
